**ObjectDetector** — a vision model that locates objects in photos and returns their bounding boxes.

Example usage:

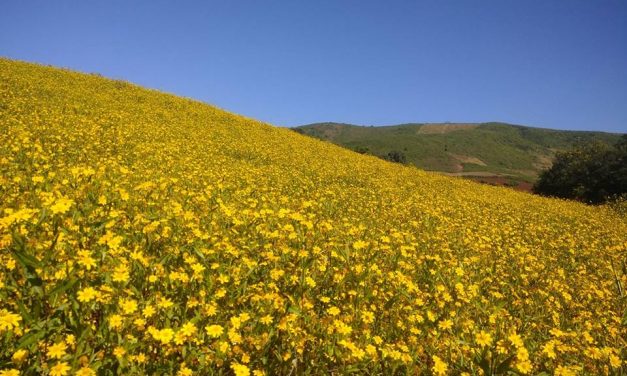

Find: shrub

[533,135,627,204]
[384,150,407,164]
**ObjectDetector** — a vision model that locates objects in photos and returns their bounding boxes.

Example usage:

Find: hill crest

[294,121,622,189]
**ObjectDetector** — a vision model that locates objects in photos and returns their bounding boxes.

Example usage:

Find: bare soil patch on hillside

[450,153,487,166]
[442,171,534,192]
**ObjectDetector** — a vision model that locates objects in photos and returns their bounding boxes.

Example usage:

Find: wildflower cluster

[0,59,625,374]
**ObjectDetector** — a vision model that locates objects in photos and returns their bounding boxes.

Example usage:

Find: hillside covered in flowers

[0,58,625,375]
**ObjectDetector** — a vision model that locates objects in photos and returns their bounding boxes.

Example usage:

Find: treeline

[533,135,627,204]
[354,147,407,164]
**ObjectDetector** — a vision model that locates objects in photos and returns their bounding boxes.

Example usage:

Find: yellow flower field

[0,58,625,375]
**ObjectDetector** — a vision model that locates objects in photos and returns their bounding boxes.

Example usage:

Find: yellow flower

[49,197,74,214]
[515,359,532,374]
[438,319,453,330]
[228,328,242,344]
[97,195,107,205]
[77,250,97,270]
[205,324,224,338]
[157,297,173,309]
[143,305,156,318]
[133,317,146,329]
[542,341,557,359]
[179,322,197,337]
[112,263,130,283]
[366,344,377,357]
[77,287,99,303]
[108,315,123,330]
[554,365,579,376]
[75,367,96,376]
[432,355,448,375]
[231,363,250,376]
[65,334,75,346]
[113,347,125,358]
[0,369,20,376]
[508,332,524,348]
[333,320,352,335]
[11,349,28,364]
[47,342,67,359]
[120,298,138,315]
[475,330,493,348]
[352,240,368,250]
[133,353,147,364]
[177,365,193,376]
[151,328,174,344]
[49,362,71,376]
[304,276,316,287]
[327,306,340,316]
[241,353,250,363]
[229,316,242,329]
[0,310,21,332]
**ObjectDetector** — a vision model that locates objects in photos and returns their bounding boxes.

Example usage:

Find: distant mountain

[293,122,622,190]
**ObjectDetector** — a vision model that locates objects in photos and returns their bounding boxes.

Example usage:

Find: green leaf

[478,355,491,376]
[192,246,206,261]
[17,329,47,349]
[11,247,41,269]
[49,278,78,300]
[288,306,301,315]
[495,354,516,374]
[14,289,36,322]
[27,275,43,288]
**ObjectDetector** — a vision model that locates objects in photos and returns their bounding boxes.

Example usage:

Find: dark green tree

[353,146,371,154]
[384,150,407,164]
[533,136,627,204]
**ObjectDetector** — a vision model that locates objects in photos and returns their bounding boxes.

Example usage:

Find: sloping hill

[295,122,621,188]
[1,58,625,375]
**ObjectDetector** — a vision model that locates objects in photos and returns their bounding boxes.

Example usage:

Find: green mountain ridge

[294,122,622,188]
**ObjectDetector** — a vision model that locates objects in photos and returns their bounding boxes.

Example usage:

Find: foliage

[0,58,626,375]
[352,146,370,155]
[533,136,627,204]
[383,150,407,164]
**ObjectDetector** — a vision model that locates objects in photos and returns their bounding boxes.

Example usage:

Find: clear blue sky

[1,1,626,132]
